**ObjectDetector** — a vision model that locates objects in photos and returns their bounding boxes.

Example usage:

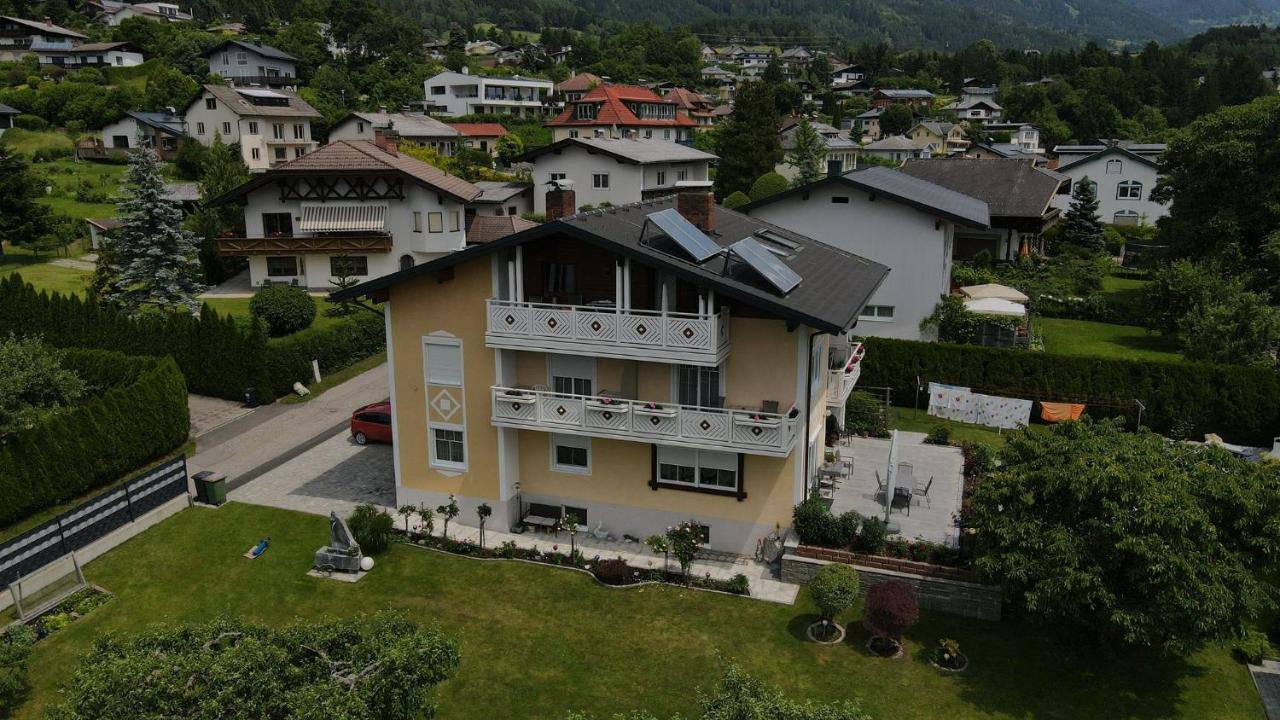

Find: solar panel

[237,88,286,98]
[730,236,802,294]
[646,208,721,263]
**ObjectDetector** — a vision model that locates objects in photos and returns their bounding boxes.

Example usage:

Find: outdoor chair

[875,469,886,497]
[913,476,934,508]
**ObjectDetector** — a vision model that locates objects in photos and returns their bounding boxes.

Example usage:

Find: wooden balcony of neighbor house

[826,340,865,412]
[216,232,393,256]
[485,239,730,365]
[491,386,799,457]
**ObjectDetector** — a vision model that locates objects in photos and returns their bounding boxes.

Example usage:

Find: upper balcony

[486,238,730,366]
[491,386,798,457]
[216,233,392,256]
[826,341,865,412]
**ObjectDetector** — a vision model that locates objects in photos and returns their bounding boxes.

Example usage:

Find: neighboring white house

[0,102,18,137]
[205,133,481,289]
[93,1,193,24]
[467,181,533,219]
[831,63,867,84]
[36,41,144,68]
[1050,144,1167,226]
[183,84,320,171]
[986,122,1042,154]
[776,117,859,181]
[202,40,298,88]
[860,135,933,164]
[95,111,186,159]
[516,137,717,216]
[742,165,992,341]
[0,16,86,62]
[423,69,553,117]
[329,111,462,156]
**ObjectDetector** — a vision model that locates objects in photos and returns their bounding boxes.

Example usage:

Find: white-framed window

[196,122,205,135]
[431,427,466,469]
[265,256,297,276]
[1117,180,1143,200]
[675,364,721,408]
[656,171,666,186]
[205,97,216,110]
[656,447,738,491]
[664,129,671,139]
[294,147,305,158]
[357,121,365,133]
[568,129,579,138]
[245,121,257,135]
[329,256,368,276]
[550,354,594,396]
[1113,210,1141,226]
[425,337,462,386]
[272,123,285,140]
[549,172,566,183]
[428,212,443,233]
[222,121,232,134]
[274,147,286,160]
[236,51,248,65]
[550,434,591,474]
[450,211,460,232]
[677,169,688,182]
[592,173,609,189]
[251,148,261,160]
[1105,159,1123,174]
[293,123,305,139]
[859,305,895,321]
[412,211,423,232]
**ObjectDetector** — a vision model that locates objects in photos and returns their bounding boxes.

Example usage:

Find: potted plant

[928,638,969,671]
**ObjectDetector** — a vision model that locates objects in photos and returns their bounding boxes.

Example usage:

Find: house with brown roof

[183,84,320,171]
[659,87,717,126]
[329,111,462,157]
[547,84,698,143]
[0,16,87,62]
[554,72,603,104]
[205,132,481,289]
[449,123,509,157]
[899,158,1067,260]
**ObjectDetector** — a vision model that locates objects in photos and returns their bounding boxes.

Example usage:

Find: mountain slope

[1124,0,1280,28]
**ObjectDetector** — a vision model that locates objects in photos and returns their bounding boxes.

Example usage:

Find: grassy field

[0,250,91,295]
[1037,317,1182,362]
[0,128,74,158]
[35,158,127,220]
[889,407,1047,448]
[12,503,1261,720]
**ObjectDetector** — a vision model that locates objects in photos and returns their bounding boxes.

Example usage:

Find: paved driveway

[229,430,394,516]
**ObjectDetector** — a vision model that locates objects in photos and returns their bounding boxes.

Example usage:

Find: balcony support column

[514,246,524,301]
[623,258,632,310]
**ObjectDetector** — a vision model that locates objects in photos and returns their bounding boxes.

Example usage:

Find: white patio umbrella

[883,430,899,523]
[959,283,1030,303]
[962,297,1027,317]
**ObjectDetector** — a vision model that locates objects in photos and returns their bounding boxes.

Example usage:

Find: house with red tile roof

[659,87,717,126]
[449,122,509,157]
[547,84,698,143]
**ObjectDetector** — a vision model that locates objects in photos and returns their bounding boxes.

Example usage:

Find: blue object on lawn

[251,537,269,557]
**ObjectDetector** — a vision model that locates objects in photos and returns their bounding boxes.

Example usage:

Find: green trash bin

[192,471,227,506]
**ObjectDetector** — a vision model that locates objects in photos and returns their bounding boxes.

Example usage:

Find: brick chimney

[372,128,399,155]
[546,180,576,221]
[675,180,715,233]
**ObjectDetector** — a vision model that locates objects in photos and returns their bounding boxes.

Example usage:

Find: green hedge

[859,337,1280,445]
[265,312,385,396]
[0,350,189,526]
[0,275,388,403]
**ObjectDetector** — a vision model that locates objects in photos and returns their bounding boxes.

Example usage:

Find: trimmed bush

[265,311,384,395]
[793,490,861,548]
[809,563,861,623]
[748,171,789,201]
[13,114,47,131]
[0,350,188,526]
[347,503,394,555]
[0,624,34,717]
[250,285,317,337]
[860,336,1280,444]
[721,190,751,209]
[592,558,632,585]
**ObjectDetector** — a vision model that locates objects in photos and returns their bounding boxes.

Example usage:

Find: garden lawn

[35,159,128,220]
[14,503,1261,720]
[0,128,73,158]
[889,407,1047,448]
[200,296,353,333]
[0,250,90,296]
[1037,317,1182,362]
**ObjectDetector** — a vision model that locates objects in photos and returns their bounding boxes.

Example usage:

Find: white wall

[1050,154,1166,226]
[100,117,143,148]
[530,148,645,214]
[240,180,466,288]
[748,182,954,341]
[185,91,316,171]
[207,47,297,80]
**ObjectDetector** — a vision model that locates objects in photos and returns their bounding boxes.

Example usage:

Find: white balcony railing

[826,342,865,411]
[491,386,799,457]
[485,298,730,365]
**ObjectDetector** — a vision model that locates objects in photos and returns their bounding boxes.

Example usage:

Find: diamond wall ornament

[683,327,695,339]
[590,320,602,332]
[504,314,516,325]
[511,402,522,411]
[636,324,648,335]
[699,419,711,431]
[556,405,567,416]
[547,317,558,329]
[751,426,763,436]
[650,416,661,426]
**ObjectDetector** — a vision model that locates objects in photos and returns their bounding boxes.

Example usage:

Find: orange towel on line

[1040,402,1085,423]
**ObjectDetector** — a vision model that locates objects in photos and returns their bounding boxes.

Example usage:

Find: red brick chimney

[675,180,715,233]
[372,128,399,155]
[546,180,576,221]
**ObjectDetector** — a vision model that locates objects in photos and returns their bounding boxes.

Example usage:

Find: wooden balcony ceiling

[216,234,392,256]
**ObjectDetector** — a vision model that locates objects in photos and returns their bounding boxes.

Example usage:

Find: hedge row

[859,337,1280,445]
[0,349,190,526]
[0,275,388,403]
[0,275,273,402]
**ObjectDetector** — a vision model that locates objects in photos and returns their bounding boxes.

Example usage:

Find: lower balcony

[216,233,393,256]
[491,386,799,457]
[827,342,865,412]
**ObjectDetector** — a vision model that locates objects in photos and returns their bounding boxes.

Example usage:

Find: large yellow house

[332,185,888,554]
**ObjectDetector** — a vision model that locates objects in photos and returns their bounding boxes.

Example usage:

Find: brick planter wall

[782,547,1002,621]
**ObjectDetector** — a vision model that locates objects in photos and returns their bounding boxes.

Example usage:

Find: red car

[351,401,393,445]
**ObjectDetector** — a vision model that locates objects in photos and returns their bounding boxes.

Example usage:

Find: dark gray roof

[1054,144,1161,172]
[205,39,297,62]
[472,181,531,204]
[739,165,990,228]
[332,197,890,333]
[516,137,717,165]
[125,111,185,136]
[898,158,1065,220]
[0,102,18,115]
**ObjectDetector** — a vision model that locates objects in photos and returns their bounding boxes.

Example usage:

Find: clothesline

[914,379,1141,411]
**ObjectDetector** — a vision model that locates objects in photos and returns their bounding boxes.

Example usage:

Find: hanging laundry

[973,393,1034,430]
[927,383,971,422]
[1040,402,1085,423]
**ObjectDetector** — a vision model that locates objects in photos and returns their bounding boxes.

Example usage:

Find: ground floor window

[859,305,895,321]
[431,427,465,468]
[551,434,591,474]
[330,255,368,276]
[656,447,738,492]
[265,256,298,277]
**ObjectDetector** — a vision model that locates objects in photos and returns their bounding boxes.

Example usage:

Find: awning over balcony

[298,204,387,233]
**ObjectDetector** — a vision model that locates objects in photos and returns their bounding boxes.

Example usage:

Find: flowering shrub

[666,521,704,578]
